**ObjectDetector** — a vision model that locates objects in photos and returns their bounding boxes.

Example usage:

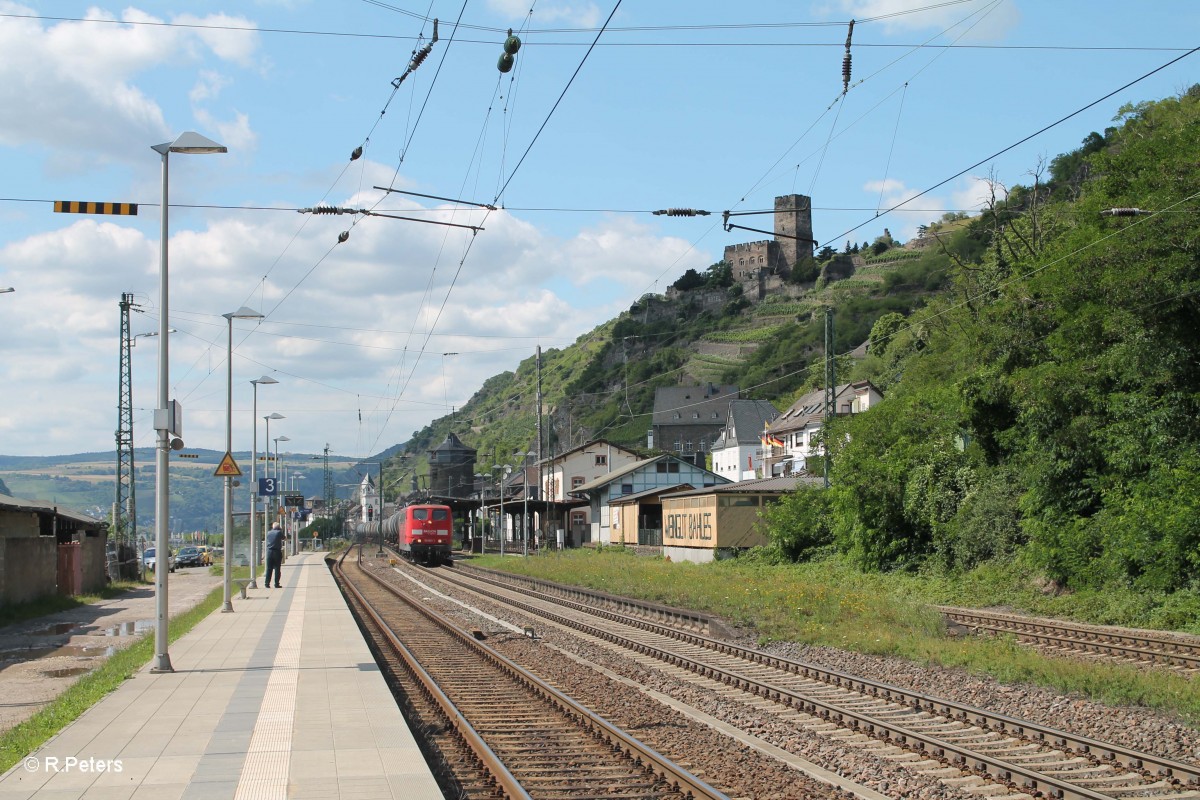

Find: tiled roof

[652,385,739,426]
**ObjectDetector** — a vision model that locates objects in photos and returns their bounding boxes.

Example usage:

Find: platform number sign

[258,477,278,497]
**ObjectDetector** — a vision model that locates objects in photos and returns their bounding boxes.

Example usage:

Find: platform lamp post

[150,131,226,674]
[274,435,290,546]
[289,473,305,555]
[221,307,263,613]
[249,382,279,589]
[262,414,284,528]
[516,452,535,556]
[473,472,487,552]
[493,464,512,557]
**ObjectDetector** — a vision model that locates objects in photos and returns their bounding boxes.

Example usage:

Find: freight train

[357,503,454,566]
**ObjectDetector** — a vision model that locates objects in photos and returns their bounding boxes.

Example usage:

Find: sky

[0,0,1196,460]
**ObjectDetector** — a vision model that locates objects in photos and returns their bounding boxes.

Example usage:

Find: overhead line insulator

[652,208,710,217]
[1101,207,1150,216]
[842,19,854,95]
[498,28,522,73]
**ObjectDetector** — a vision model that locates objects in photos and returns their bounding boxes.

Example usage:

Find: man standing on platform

[265,521,285,588]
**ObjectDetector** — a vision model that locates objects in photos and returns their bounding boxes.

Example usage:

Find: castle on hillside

[722,194,814,302]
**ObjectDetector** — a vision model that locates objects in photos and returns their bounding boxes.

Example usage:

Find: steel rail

[335,551,530,799]
[344,552,730,800]
[439,563,1200,796]
[939,607,1200,670]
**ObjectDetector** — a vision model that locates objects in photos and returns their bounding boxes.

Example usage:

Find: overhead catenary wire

[821,43,1200,249]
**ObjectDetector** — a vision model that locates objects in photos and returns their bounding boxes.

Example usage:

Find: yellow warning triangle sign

[214,452,242,477]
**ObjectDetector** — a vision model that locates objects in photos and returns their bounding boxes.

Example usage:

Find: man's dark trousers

[266,549,282,587]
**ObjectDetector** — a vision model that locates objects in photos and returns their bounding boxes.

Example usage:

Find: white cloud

[0,4,261,163]
[190,71,231,104]
[830,0,1019,41]
[952,175,996,212]
[485,0,602,27]
[0,166,710,455]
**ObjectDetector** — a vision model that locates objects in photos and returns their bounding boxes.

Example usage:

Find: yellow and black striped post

[54,201,138,215]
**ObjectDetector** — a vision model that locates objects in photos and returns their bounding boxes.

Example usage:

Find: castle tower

[774,194,814,270]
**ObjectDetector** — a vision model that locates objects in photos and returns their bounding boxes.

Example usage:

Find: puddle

[42,666,91,679]
[28,622,79,636]
[102,619,154,637]
[0,643,115,662]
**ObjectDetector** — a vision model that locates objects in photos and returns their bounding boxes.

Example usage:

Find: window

[620,483,633,494]
[412,509,428,520]
[684,440,693,452]
[595,454,607,467]
[571,511,586,526]
[673,412,681,420]
[432,509,448,520]
[673,440,682,452]
[571,476,585,489]
[692,412,700,419]
[711,411,719,419]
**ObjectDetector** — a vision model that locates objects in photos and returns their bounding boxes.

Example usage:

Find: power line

[6,10,1191,52]
[822,44,1200,247]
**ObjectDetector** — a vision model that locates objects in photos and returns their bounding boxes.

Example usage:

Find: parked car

[196,546,213,566]
[176,546,204,568]
[143,547,175,573]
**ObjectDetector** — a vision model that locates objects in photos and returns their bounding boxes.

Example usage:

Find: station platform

[0,552,443,800]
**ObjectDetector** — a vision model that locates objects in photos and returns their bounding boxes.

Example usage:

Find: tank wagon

[358,504,453,566]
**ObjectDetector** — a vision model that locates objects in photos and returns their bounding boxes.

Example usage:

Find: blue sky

[0,0,1196,459]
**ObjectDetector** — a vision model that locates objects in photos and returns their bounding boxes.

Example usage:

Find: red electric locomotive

[385,504,453,565]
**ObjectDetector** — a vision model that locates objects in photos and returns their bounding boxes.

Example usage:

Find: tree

[867,312,905,357]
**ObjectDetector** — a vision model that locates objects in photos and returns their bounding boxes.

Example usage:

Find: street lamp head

[276,435,291,443]
[224,306,264,322]
[252,375,278,387]
[152,131,228,155]
[0,287,14,293]
[265,412,285,421]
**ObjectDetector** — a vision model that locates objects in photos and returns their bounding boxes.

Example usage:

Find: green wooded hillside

[403,87,1199,603]
[769,87,1200,602]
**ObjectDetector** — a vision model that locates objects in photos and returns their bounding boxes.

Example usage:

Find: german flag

[761,432,785,448]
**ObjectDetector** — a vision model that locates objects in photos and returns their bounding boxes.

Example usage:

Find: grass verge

[0,582,226,775]
[476,549,1200,726]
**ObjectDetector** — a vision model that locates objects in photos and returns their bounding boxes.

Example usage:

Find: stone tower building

[774,193,814,268]
[428,432,477,498]
[722,193,814,301]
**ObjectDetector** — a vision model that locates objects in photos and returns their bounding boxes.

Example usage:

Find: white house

[540,439,641,546]
[710,399,781,482]
[764,381,883,475]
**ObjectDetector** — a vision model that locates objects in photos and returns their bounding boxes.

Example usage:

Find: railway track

[332,547,731,800]
[938,607,1200,674]
[453,563,1200,677]
[424,560,1200,800]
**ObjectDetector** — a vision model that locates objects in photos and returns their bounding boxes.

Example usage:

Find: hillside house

[649,384,739,466]
[540,440,642,546]
[764,381,884,475]
[710,399,781,482]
